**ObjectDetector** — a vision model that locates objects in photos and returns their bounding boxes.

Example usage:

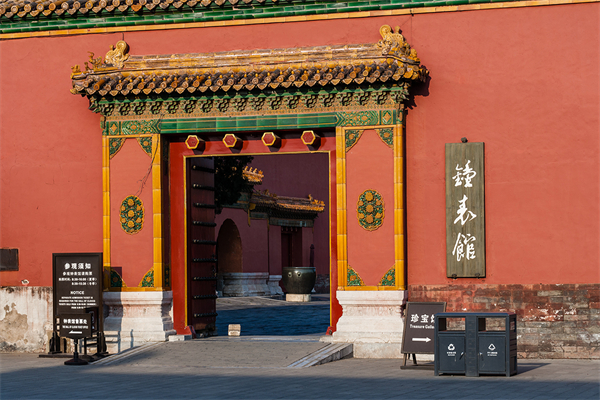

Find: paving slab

[96,337,331,368]
[1,354,598,399]
[2,296,599,399]
[215,295,330,336]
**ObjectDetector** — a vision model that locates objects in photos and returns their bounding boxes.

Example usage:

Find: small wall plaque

[0,248,19,271]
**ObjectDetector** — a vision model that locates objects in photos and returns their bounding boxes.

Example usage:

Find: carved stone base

[325,290,408,358]
[268,274,284,296]
[103,291,176,354]
[222,272,270,297]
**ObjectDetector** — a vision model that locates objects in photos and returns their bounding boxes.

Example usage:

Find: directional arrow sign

[401,302,446,355]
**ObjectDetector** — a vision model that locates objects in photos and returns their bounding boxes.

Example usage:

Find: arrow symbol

[412,337,431,342]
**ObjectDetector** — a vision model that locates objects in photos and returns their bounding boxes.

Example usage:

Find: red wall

[247,153,330,277]
[1,3,598,291]
[404,4,600,285]
[0,35,104,286]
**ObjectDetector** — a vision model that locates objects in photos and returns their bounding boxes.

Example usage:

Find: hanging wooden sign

[445,143,485,278]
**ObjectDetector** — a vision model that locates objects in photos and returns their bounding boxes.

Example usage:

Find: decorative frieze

[92,88,407,120]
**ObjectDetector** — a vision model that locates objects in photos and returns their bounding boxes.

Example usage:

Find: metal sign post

[60,313,92,365]
[401,302,446,369]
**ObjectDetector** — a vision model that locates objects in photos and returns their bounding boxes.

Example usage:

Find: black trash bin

[434,312,517,377]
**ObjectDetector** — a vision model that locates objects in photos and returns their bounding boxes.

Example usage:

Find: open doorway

[212,153,330,336]
[168,135,337,338]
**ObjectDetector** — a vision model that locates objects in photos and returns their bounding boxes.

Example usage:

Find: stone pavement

[214,294,331,336]
[1,296,599,399]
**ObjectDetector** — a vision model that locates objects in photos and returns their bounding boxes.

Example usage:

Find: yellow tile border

[335,126,347,289]
[102,135,111,290]
[151,133,164,290]
[1,0,596,40]
[393,117,406,291]
[103,134,167,292]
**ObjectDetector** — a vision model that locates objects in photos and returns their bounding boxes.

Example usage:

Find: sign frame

[401,301,446,366]
[50,252,104,355]
[445,142,486,278]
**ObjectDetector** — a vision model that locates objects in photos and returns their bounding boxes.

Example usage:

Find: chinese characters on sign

[445,143,485,278]
[52,253,103,337]
[58,314,92,340]
[401,302,446,355]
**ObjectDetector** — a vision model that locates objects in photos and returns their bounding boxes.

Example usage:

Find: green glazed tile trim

[2,0,536,34]
[137,136,153,156]
[345,129,363,152]
[336,110,380,126]
[109,137,126,158]
[121,120,160,135]
[379,266,395,286]
[110,268,124,288]
[140,268,155,287]
[347,266,364,286]
[377,127,393,148]
[160,112,340,133]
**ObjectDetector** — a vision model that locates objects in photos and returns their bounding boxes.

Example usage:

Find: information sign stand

[42,253,107,364]
[401,302,446,369]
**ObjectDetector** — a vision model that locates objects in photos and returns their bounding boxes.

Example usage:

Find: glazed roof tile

[71,30,426,98]
[0,0,535,35]
[0,0,294,19]
[251,191,326,214]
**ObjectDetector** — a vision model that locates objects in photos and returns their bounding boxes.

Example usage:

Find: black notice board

[402,302,446,354]
[52,253,103,336]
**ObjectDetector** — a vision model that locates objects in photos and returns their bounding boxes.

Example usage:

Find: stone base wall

[103,291,176,354]
[222,272,270,297]
[0,286,53,353]
[327,290,408,358]
[408,283,600,359]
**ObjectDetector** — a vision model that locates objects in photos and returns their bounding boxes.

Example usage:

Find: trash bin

[434,312,517,377]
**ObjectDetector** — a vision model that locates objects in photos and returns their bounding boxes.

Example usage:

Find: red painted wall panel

[109,139,154,287]
[403,4,600,285]
[346,130,395,285]
[0,36,104,286]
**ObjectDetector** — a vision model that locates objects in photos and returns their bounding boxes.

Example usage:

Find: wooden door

[186,157,218,334]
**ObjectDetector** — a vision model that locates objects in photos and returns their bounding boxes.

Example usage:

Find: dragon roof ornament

[70,26,427,99]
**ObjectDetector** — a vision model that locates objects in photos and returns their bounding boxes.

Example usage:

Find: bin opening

[439,317,465,331]
[479,317,507,332]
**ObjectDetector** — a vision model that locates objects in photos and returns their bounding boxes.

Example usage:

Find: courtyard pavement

[1,295,599,400]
